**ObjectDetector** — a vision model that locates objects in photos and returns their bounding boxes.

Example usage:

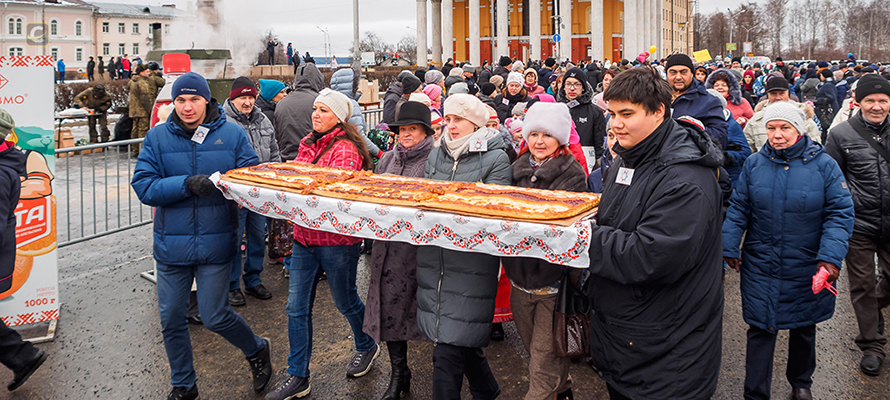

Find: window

[75,48,82,62]
[118,43,125,55]
[132,23,139,34]
[7,17,23,35]
[75,21,83,36]
[8,47,23,57]
[164,24,170,34]
[50,48,59,61]
[102,22,109,33]
[50,19,58,36]
[118,23,125,33]
[132,43,139,55]
[103,43,110,56]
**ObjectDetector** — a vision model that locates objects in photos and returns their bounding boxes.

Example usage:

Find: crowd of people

[105,49,890,400]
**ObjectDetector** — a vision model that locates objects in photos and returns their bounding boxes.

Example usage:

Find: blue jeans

[286,242,375,377]
[230,209,266,291]
[157,261,264,388]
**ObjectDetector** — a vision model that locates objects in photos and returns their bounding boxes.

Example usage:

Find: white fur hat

[506,72,524,86]
[521,102,572,146]
[443,93,489,128]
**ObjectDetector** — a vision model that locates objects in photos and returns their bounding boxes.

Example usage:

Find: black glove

[186,175,216,197]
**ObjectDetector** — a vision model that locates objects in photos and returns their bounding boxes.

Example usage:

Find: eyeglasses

[564,83,583,89]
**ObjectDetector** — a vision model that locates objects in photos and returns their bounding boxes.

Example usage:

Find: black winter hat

[480,82,496,96]
[499,56,512,67]
[665,53,694,72]
[401,73,422,94]
[765,76,789,93]
[855,74,890,102]
[820,69,833,79]
[563,67,587,88]
[863,67,876,74]
[753,62,761,68]
[544,58,556,67]
[775,57,783,62]
[388,101,435,136]
[731,56,741,63]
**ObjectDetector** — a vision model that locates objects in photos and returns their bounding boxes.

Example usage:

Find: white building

[0,0,96,69]
[92,2,193,60]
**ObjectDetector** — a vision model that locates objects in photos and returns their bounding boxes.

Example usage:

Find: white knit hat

[506,72,524,86]
[314,88,353,123]
[511,60,525,72]
[521,102,572,146]
[763,101,805,135]
[443,93,489,128]
[408,92,432,106]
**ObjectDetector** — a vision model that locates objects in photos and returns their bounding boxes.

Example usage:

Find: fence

[55,111,387,247]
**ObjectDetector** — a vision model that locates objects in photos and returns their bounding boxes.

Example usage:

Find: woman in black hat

[362,101,435,400]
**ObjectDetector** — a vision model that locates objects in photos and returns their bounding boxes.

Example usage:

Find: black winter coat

[274,63,323,160]
[502,152,587,290]
[587,118,724,399]
[492,66,510,83]
[382,82,402,125]
[825,113,890,239]
[557,77,607,158]
[0,145,26,293]
[586,68,602,91]
[493,88,528,123]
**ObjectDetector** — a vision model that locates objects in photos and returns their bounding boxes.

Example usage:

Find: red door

[612,37,623,61]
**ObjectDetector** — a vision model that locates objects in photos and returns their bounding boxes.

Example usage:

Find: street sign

[743,42,753,53]
[552,34,561,43]
[726,43,737,51]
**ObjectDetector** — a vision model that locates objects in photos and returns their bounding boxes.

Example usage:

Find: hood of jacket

[759,131,824,164]
[330,68,356,99]
[222,98,263,125]
[614,117,723,170]
[754,99,816,119]
[169,99,226,139]
[385,81,403,98]
[255,94,276,113]
[0,144,26,178]
[705,68,743,106]
[294,63,324,92]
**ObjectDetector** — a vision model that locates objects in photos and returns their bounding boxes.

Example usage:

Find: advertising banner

[0,56,60,328]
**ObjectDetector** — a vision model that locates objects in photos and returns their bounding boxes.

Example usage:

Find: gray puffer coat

[223,99,281,163]
[330,68,381,156]
[416,129,512,347]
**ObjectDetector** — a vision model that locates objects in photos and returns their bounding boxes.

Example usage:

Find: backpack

[753,75,767,98]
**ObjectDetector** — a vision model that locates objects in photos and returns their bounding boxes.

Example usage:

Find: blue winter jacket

[725,111,752,187]
[132,101,259,266]
[723,135,854,332]
[672,79,729,149]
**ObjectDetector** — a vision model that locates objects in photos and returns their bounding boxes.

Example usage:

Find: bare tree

[763,0,789,56]
[396,35,417,65]
[350,31,395,65]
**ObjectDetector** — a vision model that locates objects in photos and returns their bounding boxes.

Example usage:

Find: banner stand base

[12,312,59,344]
[139,269,157,284]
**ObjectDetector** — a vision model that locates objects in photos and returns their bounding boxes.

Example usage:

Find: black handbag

[553,272,590,358]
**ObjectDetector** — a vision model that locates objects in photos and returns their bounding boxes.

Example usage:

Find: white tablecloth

[210,172,592,268]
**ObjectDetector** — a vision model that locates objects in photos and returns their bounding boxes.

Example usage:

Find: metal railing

[55,138,152,247]
[362,108,384,128]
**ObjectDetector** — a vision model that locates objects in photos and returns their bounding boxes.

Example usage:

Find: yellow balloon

[649,46,658,54]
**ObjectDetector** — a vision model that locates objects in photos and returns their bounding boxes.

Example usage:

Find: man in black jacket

[666,53,728,149]
[825,74,890,377]
[86,56,95,81]
[588,68,724,399]
[0,109,48,392]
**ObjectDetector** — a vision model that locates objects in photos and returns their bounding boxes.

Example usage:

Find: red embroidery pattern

[0,56,54,68]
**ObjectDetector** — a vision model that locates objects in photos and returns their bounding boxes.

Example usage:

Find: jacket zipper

[192,140,198,262]
[434,246,444,343]
[450,158,459,181]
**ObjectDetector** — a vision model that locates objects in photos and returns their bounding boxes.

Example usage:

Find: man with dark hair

[86,56,95,81]
[665,53,728,149]
[590,68,725,399]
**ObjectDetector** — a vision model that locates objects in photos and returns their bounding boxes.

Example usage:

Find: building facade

[420,0,693,65]
[93,3,193,60]
[1,0,96,69]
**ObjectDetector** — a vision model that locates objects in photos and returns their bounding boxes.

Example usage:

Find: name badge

[191,126,209,144]
[616,167,634,186]
[502,98,510,105]
[470,137,488,152]
[567,100,580,108]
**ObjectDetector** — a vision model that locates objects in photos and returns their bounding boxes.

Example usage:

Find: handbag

[267,218,294,259]
[553,272,590,358]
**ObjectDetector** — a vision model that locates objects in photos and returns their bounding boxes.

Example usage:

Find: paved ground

[0,224,888,399]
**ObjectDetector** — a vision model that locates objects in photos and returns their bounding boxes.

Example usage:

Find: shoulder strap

[850,117,890,165]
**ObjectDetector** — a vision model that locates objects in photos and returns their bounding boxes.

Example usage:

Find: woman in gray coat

[363,102,435,400]
[416,94,512,400]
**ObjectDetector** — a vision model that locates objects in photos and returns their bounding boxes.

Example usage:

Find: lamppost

[317,26,330,68]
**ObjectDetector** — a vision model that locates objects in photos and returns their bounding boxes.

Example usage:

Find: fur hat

[521,102,572,146]
[314,88,353,123]
[506,72,524,86]
[462,64,476,74]
[763,101,805,135]
[443,93,489,128]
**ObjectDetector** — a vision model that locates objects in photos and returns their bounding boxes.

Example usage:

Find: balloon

[649,46,657,54]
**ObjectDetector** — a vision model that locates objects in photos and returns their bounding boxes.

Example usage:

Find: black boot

[382,341,411,400]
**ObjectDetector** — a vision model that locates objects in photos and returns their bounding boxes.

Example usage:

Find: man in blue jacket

[666,53,728,149]
[131,72,272,400]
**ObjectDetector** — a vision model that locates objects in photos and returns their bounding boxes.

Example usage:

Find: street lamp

[317,26,330,68]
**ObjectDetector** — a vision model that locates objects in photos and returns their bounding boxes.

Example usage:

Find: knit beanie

[409,92,432,106]
[172,72,211,101]
[0,108,13,140]
[499,55,512,67]
[462,64,476,74]
[398,70,415,81]
[448,82,469,95]
[485,105,499,124]
[763,101,805,135]
[512,102,527,117]
[423,84,442,102]
[512,60,525,72]
[443,93,489,128]
[425,70,445,85]
[430,109,445,125]
[506,72,524,86]
[524,68,538,81]
[448,67,464,77]
[665,53,695,72]
[507,118,523,136]
[855,74,890,103]
[480,82,496,96]
[521,102,572,146]
[544,58,556,67]
[258,79,286,101]
[820,69,833,79]
[489,75,504,89]
[818,61,829,69]
[229,76,257,100]
[401,73,422,94]
[314,88,353,123]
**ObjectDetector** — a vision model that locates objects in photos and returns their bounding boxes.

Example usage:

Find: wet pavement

[0,224,888,399]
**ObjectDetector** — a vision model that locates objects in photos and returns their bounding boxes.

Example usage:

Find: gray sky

[98,0,746,58]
